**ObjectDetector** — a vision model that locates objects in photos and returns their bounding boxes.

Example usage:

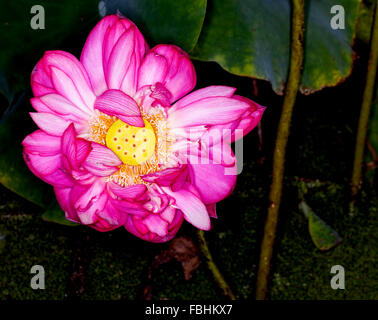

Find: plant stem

[255,0,305,300]
[197,230,236,300]
[350,0,378,208]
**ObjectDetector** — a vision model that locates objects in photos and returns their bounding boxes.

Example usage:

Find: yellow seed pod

[106,119,156,166]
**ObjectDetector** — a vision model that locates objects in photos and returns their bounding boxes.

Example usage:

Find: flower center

[106,119,156,166]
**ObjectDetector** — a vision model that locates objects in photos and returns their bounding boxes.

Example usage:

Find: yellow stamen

[89,113,116,144]
[88,108,175,187]
[106,119,156,166]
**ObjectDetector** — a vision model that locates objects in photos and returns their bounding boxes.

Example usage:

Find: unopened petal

[148,44,196,102]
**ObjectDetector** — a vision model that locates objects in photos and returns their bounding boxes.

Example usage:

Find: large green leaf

[0,93,53,208]
[192,0,361,95]
[103,0,207,52]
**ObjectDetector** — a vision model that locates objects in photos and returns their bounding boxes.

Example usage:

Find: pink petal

[80,15,120,96]
[142,166,187,188]
[30,97,53,113]
[50,67,92,116]
[198,143,236,167]
[103,19,128,65]
[112,198,148,217]
[90,220,119,232]
[233,98,266,140]
[94,89,144,127]
[30,112,71,136]
[31,81,55,97]
[72,180,106,222]
[54,187,80,223]
[160,206,176,224]
[168,96,250,128]
[168,209,185,232]
[169,126,207,142]
[83,142,122,177]
[70,170,95,184]
[24,153,61,176]
[198,121,237,146]
[31,96,87,128]
[143,214,168,237]
[109,182,147,199]
[170,168,188,192]
[104,26,147,96]
[31,59,54,96]
[188,162,237,204]
[61,124,91,170]
[142,188,170,213]
[81,190,108,225]
[128,215,149,235]
[206,204,217,218]
[22,130,61,156]
[162,186,210,230]
[148,44,196,102]
[135,83,172,112]
[124,209,184,243]
[171,86,236,112]
[105,29,134,89]
[138,52,168,89]
[41,51,95,110]
[96,199,126,226]
[120,31,147,96]
[176,138,236,168]
[40,93,91,120]
[23,150,73,188]
[44,169,75,188]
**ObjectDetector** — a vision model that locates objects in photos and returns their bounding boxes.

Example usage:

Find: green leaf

[42,200,79,226]
[301,0,360,94]
[299,201,342,251]
[0,92,53,208]
[192,0,360,95]
[103,0,207,52]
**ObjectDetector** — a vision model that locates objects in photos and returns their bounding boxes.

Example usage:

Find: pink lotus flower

[22,14,265,242]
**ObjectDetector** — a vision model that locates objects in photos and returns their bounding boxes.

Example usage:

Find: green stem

[350,0,378,208]
[197,230,236,300]
[255,0,305,300]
